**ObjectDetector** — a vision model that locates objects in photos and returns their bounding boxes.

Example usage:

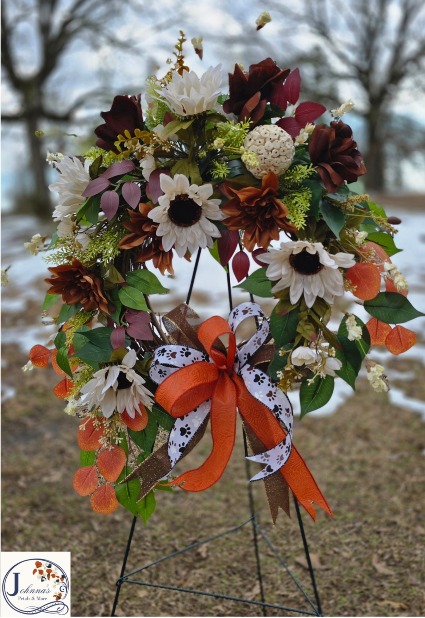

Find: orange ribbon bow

[152,305,332,520]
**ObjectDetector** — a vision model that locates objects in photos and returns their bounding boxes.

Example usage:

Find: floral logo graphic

[1,557,70,615]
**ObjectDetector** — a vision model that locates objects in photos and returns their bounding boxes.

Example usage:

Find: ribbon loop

[149,301,332,521]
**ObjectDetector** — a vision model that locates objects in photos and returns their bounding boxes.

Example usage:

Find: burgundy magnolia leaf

[232,250,250,282]
[295,102,327,125]
[217,229,239,266]
[126,309,153,341]
[122,182,142,209]
[282,68,301,105]
[269,81,287,110]
[276,116,302,139]
[147,169,168,204]
[100,190,120,220]
[110,326,126,349]
[101,160,135,179]
[82,177,110,197]
[252,248,267,266]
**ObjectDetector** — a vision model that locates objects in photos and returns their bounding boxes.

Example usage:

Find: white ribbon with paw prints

[150,301,293,481]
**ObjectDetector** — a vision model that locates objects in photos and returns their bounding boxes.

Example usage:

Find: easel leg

[294,497,322,616]
[111,515,138,617]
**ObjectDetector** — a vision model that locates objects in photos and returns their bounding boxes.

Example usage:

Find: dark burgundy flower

[223,58,290,126]
[45,259,109,313]
[119,203,175,275]
[95,95,144,153]
[309,121,367,192]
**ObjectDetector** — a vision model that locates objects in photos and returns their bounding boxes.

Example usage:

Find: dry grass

[2,203,425,617]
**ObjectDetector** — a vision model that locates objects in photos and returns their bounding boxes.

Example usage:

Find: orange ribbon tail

[169,372,237,492]
[234,375,332,520]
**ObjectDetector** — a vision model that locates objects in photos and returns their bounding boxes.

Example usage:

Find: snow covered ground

[2,209,424,419]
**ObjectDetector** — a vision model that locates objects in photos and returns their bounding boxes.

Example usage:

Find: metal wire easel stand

[111,250,324,617]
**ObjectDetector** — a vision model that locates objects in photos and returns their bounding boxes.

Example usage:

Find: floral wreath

[26,32,423,523]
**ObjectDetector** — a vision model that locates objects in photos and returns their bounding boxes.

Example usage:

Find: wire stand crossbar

[111,249,324,617]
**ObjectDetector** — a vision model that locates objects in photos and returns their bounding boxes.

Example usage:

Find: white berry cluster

[243,125,295,179]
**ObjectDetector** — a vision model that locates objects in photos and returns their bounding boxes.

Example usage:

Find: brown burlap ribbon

[122,302,291,522]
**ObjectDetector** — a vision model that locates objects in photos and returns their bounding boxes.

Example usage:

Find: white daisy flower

[158,65,224,117]
[49,156,90,222]
[79,349,154,419]
[260,240,356,308]
[148,173,223,257]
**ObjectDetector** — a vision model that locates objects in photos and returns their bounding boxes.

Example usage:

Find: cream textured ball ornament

[243,125,295,179]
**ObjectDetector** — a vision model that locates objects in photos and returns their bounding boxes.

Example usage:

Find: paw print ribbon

[150,302,332,520]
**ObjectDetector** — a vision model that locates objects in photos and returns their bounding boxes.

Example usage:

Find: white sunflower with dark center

[148,173,223,257]
[79,349,154,418]
[260,240,356,308]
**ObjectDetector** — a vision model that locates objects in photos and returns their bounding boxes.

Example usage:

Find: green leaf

[151,404,175,431]
[42,293,60,310]
[54,331,67,349]
[320,200,345,238]
[57,302,81,324]
[161,119,193,138]
[303,179,323,219]
[270,306,299,347]
[73,327,113,362]
[56,346,73,377]
[227,159,247,178]
[338,315,370,359]
[364,292,424,324]
[118,286,149,311]
[77,196,100,225]
[80,450,96,466]
[267,349,290,381]
[300,375,334,417]
[368,200,387,219]
[237,268,272,298]
[128,413,158,454]
[126,270,168,295]
[89,155,103,179]
[115,477,142,516]
[366,232,401,257]
[137,490,157,524]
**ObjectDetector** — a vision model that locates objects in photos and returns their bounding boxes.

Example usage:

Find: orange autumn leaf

[360,241,391,271]
[121,406,148,431]
[29,344,51,368]
[53,377,74,398]
[385,278,408,297]
[385,325,417,355]
[97,445,127,482]
[73,466,98,496]
[90,484,119,514]
[346,262,381,300]
[77,418,104,450]
[366,318,393,346]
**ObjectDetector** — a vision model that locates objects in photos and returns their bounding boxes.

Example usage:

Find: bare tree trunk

[25,114,52,220]
[363,111,386,192]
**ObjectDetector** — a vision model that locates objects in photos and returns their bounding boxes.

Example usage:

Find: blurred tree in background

[2,0,425,220]
[1,0,176,219]
[265,0,425,191]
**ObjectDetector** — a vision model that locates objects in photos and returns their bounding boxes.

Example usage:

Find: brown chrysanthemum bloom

[309,120,367,193]
[119,203,175,275]
[223,58,290,126]
[95,95,144,153]
[46,259,109,313]
[221,172,297,252]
